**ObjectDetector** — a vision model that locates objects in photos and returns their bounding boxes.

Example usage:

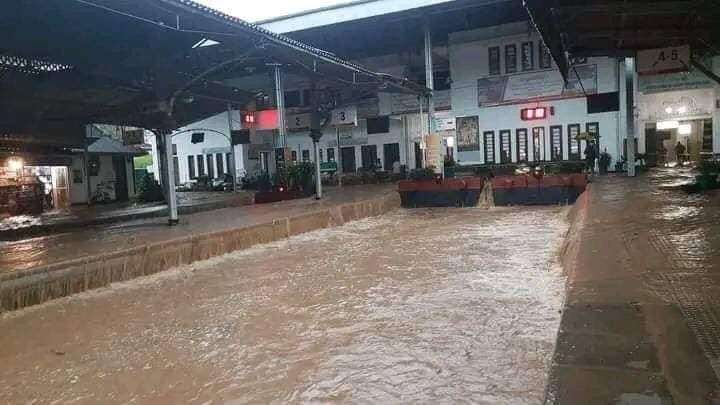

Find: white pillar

[163,132,179,225]
[226,104,238,192]
[713,56,720,156]
[625,57,636,177]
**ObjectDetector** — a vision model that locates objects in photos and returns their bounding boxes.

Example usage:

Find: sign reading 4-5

[637,45,690,75]
[330,105,358,126]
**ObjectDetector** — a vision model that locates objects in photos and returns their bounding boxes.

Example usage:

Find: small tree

[136,172,165,203]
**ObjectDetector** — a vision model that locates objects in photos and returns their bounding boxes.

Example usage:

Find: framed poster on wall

[456,116,480,152]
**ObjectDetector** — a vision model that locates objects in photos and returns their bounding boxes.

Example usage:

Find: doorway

[361,145,377,169]
[647,119,711,166]
[112,156,129,202]
[341,147,356,173]
[414,142,423,169]
[384,143,400,171]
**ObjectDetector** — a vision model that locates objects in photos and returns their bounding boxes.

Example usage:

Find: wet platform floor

[547,168,720,404]
[0,206,568,404]
[0,185,393,275]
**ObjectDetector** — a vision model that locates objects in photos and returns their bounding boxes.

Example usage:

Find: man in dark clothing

[584,142,597,172]
[675,141,686,164]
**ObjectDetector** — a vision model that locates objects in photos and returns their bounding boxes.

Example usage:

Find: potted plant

[444,156,456,178]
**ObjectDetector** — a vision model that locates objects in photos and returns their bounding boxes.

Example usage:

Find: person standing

[675,141,686,165]
[584,141,597,173]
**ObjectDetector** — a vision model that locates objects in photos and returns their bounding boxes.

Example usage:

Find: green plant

[136,172,164,203]
[409,166,436,181]
[287,162,315,192]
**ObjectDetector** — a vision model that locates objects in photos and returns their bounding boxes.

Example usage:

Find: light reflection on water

[0,207,567,404]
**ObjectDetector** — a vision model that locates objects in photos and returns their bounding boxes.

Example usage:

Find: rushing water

[0,207,568,404]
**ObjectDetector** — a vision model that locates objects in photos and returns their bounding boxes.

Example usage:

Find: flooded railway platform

[0,206,568,403]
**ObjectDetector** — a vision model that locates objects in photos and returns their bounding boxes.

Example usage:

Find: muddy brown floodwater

[0,207,568,404]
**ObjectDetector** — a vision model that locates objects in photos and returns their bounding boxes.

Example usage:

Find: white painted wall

[149,111,246,185]
[69,155,124,204]
[448,22,622,166]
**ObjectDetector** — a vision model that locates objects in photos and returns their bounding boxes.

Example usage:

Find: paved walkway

[547,168,720,404]
[0,185,394,275]
[0,191,253,240]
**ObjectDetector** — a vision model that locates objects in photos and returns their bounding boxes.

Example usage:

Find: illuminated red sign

[521,107,548,121]
[242,110,278,130]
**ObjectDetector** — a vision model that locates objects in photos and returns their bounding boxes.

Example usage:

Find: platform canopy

[524,0,720,80]
[0,0,426,149]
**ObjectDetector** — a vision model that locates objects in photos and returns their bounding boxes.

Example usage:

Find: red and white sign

[637,45,690,75]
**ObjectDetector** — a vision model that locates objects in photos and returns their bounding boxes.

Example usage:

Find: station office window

[188,155,196,179]
[226,153,232,175]
[499,130,512,163]
[284,90,302,108]
[197,154,205,176]
[568,124,581,160]
[550,125,563,161]
[586,122,599,158]
[532,127,545,161]
[327,148,335,162]
[206,154,214,178]
[505,44,517,74]
[216,153,224,176]
[302,149,310,162]
[488,46,501,75]
[539,43,552,69]
[484,131,496,164]
[367,116,390,134]
[521,41,534,71]
[516,128,528,162]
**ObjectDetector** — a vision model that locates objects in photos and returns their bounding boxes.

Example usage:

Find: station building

[160,0,720,183]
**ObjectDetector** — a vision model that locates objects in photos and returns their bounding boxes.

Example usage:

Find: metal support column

[226,103,238,192]
[83,142,91,206]
[625,57,636,177]
[313,140,322,199]
[335,127,342,186]
[162,131,179,225]
[273,64,288,149]
[419,96,425,168]
[424,21,435,134]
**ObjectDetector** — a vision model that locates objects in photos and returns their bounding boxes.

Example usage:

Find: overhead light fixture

[677,106,687,114]
[657,120,679,130]
[678,124,692,135]
[665,107,673,114]
[7,156,24,172]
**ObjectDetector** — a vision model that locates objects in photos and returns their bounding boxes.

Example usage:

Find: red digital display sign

[242,110,278,130]
[521,107,548,121]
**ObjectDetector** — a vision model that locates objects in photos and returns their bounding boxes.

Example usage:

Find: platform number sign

[638,45,690,75]
[330,105,358,126]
